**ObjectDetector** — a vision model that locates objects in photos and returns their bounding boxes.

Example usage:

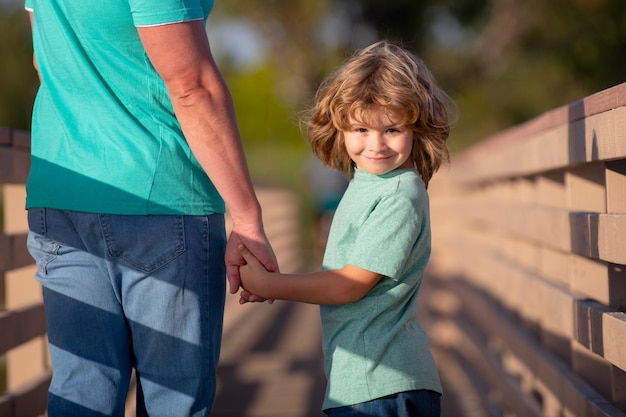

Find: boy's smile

[343,109,414,175]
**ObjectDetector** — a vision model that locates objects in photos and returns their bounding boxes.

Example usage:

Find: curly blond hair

[303,41,453,187]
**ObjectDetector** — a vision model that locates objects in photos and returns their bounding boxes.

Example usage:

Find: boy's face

[343,109,413,175]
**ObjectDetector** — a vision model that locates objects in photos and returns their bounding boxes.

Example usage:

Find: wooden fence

[0,127,50,417]
[424,82,626,416]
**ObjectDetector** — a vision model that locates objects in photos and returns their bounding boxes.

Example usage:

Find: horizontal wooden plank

[450,279,626,417]
[453,315,542,417]
[575,299,626,373]
[0,127,30,149]
[597,214,626,264]
[491,82,626,146]
[0,233,33,273]
[443,194,626,265]
[451,83,626,176]
[566,162,607,213]
[570,256,626,309]
[0,303,46,356]
[0,126,11,146]
[606,160,626,213]
[0,371,50,417]
[0,147,30,185]
[0,127,31,184]
[451,105,626,183]
[11,129,31,150]
[432,234,626,372]
[603,312,626,374]
[538,246,570,287]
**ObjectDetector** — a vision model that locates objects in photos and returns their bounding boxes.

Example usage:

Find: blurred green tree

[0,3,38,130]
[3,0,626,156]
[338,0,626,149]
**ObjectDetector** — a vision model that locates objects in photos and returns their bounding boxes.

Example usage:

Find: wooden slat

[0,148,30,185]
[0,127,31,184]
[448,194,626,265]
[451,279,626,417]
[570,256,626,309]
[596,214,626,264]
[448,83,626,180]
[606,160,626,213]
[439,231,626,373]
[0,303,46,356]
[0,126,11,145]
[0,233,33,273]
[566,162,606,213]
[10,129,31,150]
[450,314,542,417]
[574,299,626,373]
[0,127,30,149]
[0,371,50,417]
[451,102,626,183]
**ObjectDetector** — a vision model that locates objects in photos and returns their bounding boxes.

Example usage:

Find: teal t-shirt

[320,168,442,410]
[25,0,224,215]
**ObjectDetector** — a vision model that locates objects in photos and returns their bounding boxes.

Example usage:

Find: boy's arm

[239,245,383,305]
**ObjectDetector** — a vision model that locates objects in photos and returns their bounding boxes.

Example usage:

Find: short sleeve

[129,0,214,27]
[348,194,422,279]
[25,0,33,11]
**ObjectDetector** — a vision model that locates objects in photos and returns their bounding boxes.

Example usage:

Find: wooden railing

[424,83,626,416]
[0,127,50,417]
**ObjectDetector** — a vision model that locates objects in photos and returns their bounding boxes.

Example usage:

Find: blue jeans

[27,208,227,417]
[325,390,441,417]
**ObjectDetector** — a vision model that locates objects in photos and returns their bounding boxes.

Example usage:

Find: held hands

[224,223,278,304]
[237,244,273,304]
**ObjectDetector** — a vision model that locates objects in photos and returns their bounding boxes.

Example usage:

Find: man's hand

[224,223,277,304]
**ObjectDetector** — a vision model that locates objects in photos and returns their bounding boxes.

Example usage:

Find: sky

[206,18,268,70]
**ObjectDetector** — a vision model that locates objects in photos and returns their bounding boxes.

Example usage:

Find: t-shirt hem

[322,382,443,411]
[132,10,204,27]
[134,17,204,28]
[25,200,225,216]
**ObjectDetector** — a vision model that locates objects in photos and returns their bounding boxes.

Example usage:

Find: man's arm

[136,21,277,297]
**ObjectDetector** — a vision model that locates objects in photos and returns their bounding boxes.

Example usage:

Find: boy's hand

[238,244,274,304]
[225,226,277,304]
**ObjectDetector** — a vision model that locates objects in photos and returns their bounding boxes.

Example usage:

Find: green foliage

[0,5,38,130]
[338,0,626,152]
[224,65,311,187]
[3,0,626,163]
[226,66,303,148]
[217,0,626,158]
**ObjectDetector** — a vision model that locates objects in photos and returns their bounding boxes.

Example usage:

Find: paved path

[124,289,480,416]
[212,296,326,417]
[212,291,482,417]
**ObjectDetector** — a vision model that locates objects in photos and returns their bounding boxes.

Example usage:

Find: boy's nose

[367,134,387,151]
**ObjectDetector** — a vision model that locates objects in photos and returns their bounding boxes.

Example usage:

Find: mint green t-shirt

[320,168,442,410]
[25,0,224,215]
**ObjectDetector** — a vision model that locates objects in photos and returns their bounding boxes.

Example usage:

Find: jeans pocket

[100,214,186,273]
[27,231,60,275]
